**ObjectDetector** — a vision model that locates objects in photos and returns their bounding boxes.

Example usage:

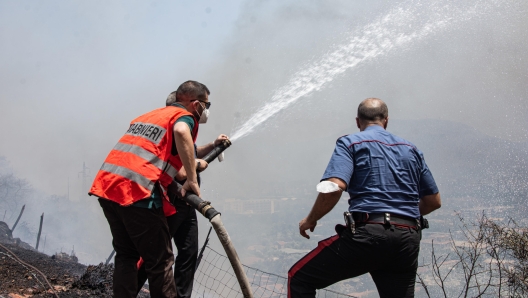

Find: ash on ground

[68,263,114,297]
[0,220,150,297]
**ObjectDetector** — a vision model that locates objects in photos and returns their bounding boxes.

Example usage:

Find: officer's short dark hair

[357,98,388,121]
[166,80,210,106]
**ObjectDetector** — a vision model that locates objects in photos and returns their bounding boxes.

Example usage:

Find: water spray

[230,1,500,142]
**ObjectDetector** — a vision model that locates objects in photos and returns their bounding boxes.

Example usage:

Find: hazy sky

[2,0,526,195]
[1,0,527,264]
[0,0,246,194]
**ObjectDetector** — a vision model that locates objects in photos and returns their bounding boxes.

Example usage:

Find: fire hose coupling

[198,200,212,215]
[201,205,213,216]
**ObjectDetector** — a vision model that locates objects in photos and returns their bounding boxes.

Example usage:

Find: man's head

[166,80,210,122]
[356,98,389,131]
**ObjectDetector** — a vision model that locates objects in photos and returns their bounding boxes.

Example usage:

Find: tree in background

[417,213,528,297]
[0,173,32,223]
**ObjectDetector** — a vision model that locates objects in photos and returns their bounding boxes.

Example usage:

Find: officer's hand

[196,159,209,172]
[181,179,200,197]
[214,134,230,146]
[299,217,317,239]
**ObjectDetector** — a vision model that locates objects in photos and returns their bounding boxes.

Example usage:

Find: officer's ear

[384,117,389,129]
[355,117,361,130]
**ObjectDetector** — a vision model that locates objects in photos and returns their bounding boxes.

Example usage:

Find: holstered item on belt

[418,216,429,240]
[419,216,429,230]
[343,211,355,234]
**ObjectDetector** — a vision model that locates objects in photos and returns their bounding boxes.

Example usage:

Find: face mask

[199,108,209,124]
[194,101,210,124]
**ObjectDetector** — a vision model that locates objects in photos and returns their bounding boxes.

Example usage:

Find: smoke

[0,0,527,268]
[230,1,510,141]
[196,0,528,269]
[201,0,528,195]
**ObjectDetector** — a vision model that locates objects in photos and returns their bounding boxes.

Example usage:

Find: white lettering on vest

[126,122,167,145]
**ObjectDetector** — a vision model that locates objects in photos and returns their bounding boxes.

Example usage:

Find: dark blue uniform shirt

[321,125,438,219]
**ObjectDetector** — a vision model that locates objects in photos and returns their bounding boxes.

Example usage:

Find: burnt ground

[0,221,150,297]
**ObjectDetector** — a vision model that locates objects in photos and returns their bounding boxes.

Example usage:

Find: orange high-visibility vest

[89,105,198,207]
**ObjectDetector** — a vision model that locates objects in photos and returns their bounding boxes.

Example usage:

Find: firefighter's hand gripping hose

[202,139,231,164]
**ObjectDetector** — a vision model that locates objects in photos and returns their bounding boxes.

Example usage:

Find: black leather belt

[353,212,419,228]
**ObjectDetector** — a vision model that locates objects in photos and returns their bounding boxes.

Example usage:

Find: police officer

[288,98,441,298]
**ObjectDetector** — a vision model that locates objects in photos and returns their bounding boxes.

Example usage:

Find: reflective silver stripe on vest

[100,163,154,191]
[113,142,166,170]
[113,142,179,179]
[165,164,178,178]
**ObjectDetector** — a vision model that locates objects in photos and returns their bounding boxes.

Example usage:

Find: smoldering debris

[51,252,78,263]
[0,220,35,252]
[68,263,150,297]
[0,221,150,297]
[0,221,12,240]
[0,242,85,297]
[69,264,113,297]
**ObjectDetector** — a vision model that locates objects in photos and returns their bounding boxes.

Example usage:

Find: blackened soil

[0,243,150,297]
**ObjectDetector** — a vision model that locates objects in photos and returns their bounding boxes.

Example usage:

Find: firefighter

[90,81,211,298]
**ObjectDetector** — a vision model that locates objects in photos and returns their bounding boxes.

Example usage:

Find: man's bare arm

[173,122,200,196]
[196,143,214,158]
[419,192,441,215]
[299,178,347,239]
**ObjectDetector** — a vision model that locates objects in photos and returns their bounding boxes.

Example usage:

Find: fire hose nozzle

[203,139,232,163]
[221,139,232,148]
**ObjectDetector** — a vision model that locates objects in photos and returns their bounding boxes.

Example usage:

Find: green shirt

[172,103,195,132]
[132,184,163,209]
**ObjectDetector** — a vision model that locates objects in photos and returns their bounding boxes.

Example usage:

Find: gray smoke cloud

[202,0,528,196]
[1,0,527,270]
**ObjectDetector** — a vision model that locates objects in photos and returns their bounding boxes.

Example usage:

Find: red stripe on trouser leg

[137,257,144,269]
[287,235,339,298]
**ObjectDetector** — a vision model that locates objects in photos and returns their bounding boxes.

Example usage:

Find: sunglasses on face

[193,100,211,109]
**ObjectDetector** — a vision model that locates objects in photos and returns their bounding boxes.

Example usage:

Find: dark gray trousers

[99,198,176,298]
[288,223,420,298]
[137,198,198,298]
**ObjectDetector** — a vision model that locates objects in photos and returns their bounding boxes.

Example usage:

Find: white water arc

[230,1,495,142]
